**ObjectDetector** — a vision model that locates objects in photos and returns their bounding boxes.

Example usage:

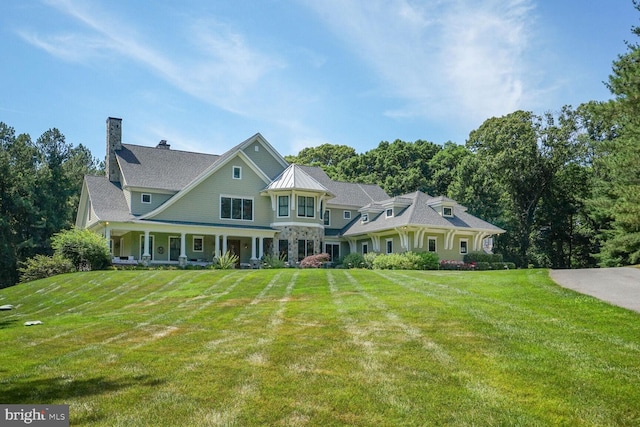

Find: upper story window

[324,210,330,226]
[343,211,351,220]
[278,195,289,217]
[443,206,453,217]
[232,166,242,179]
[221,196,253,221]
[297,196,315,218]
[362,213,368,223]
[141,193,152,204]
[386,208,393,218]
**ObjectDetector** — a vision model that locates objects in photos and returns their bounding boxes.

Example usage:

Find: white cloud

[301,0,538,125]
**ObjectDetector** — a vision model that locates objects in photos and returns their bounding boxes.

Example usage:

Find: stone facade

[274,225,324,263]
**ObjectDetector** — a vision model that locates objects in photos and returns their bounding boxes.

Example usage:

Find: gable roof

[297,165,389,207]
[117,144,219,191]
[84,175,133,222]
[343,191,504,236]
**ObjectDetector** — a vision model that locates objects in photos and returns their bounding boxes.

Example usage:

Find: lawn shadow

[0,317,17,329]
[0,375,164,404]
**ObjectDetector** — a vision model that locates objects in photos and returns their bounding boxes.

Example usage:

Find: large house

[76,117,505,267]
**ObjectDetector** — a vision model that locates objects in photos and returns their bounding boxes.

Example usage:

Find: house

[76,117,505,266]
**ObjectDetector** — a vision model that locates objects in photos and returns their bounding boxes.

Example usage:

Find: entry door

[169,237,180,261]
[228,239,241,267]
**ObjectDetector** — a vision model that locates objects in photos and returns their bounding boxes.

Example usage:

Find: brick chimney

[106,117,122,183]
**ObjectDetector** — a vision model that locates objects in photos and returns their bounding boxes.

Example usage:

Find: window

[343,211,351,220]
[141,193,152,204]
[386,208,393,218]
[460,239,468,254]
[278,195,289,217]
[325,243,340,262]
[221,196,253,220]
[298,239,314,260]
[362,242,369,255]
[279,240,289,262]
[324,210,330,226]
[443,206,453,217]
[232,166,242,179]
[193,236,204,252]
[297,196,315,218]
[361,213,368,223]
[386,239,393,254]
[428,237,437,252]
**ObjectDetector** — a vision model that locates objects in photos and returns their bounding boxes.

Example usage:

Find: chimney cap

[156,139,170,149]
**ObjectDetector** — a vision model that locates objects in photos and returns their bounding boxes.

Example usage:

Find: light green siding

[130,191,174,216]
[151,156,272,226]
[242,143,286,179]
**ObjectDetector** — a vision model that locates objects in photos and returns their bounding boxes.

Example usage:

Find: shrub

[464,252,503,263]
[372,253,410,270]
[363,252,379,269]
[342,253,366,269]
[300,253,330,268]
[19,254,74,283]
[213,251,239,269]
[262,253,287,269]
[416,252,439,270]
[51,228,111,271]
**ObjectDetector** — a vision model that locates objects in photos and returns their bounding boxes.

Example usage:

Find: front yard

[0,269,638,426]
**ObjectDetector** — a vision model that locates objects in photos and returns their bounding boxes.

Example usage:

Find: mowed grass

[1,269,639,426]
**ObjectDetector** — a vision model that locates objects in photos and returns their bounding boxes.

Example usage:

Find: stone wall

[274,225,324,263]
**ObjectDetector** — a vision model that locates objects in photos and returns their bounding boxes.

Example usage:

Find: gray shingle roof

[116,144,219,191]
[298,165,389,207]
[85,175,134,221]
[343,191,504,236]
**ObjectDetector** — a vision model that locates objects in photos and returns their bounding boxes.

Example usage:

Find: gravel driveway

[549,267,640,313]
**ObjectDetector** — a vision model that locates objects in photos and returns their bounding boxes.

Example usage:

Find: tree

[591,2,640,265]
[285,143,356,180]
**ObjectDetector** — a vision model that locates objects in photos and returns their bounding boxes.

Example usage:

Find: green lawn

[1,269,639,426]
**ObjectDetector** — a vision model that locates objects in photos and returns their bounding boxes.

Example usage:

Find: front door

[169,237,180,261]
[228,239,241,267]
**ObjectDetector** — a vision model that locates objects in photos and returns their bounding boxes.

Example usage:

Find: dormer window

[386,208,393,218]
[362,213,368,223]
[443,206,453,217]
[141,193,152,204]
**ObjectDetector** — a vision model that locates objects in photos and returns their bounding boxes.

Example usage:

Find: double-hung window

[297,196,315,218]
[278,195,289,217]
[221,196,253,220]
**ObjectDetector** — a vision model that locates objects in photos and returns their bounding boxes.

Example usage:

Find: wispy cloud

[19,0,285,116]
[301,0,538,126]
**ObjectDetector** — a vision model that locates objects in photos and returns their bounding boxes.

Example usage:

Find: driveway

[549,267,640,313]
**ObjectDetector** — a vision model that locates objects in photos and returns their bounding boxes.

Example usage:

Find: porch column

[105,226,111,255]
[214,234,220,258]
[179,232,187,267]
[222,235,228,255]
[251,237,257,260]
[142,230,151,266]
[258,237,264,259]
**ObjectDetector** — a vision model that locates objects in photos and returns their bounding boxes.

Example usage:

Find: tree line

[286,4,640,268]
[0,124,101,288]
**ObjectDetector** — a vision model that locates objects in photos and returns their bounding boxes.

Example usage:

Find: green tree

[285,143,356,180]
[51,228,111,271]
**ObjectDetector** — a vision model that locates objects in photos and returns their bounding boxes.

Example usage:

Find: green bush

[19,254,74,283]
[342,253,366,268]
[416,252,440,270]
[51,228,111,271]
[464,252,503,263]
[213,251,239,269]
[262,253,287,269]
[363,252,379,269]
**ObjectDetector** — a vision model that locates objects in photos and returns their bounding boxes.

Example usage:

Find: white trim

[443,206,454,217]
[277,195,290,218]
[297,195,316,218]
[385,208,393,218]
[193,235,204,252]
[139,234,155,260]
[323,209,331,226]
[141,193,152,204]
[385,238,393,254]
[343,210,352,220]
[427,236,437,252]
[232,165,242,179]
[220,194,255,222]
[459,238,469,254]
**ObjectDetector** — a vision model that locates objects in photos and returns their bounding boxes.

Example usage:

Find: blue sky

[1,1,637,160]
